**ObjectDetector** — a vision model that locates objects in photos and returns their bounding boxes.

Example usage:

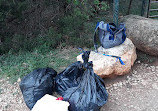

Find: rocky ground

[101,61,158,111]
[0,51,158,111]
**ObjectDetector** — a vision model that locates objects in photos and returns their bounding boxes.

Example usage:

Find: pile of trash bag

[19,20,128,110]
[20,51,108,111]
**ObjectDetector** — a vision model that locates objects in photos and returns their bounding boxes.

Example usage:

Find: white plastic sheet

[32,94,69,111]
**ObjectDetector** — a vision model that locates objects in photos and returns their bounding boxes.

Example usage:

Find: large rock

[121,15,158,56]
[77,38,137,78]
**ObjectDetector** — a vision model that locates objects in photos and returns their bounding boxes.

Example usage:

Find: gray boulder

[121,15,158,56]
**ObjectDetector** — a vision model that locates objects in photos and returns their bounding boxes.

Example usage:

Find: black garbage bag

[20,68,57,110]
[55,61,84,96]
[56,51,108,111]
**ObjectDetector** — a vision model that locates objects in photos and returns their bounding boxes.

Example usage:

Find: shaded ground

[0,50,158,111]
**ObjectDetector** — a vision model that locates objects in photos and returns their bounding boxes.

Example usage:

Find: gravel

[101,61,158,111]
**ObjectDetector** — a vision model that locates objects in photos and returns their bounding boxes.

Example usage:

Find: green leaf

[94,0,100,5]
[74,0,79,5]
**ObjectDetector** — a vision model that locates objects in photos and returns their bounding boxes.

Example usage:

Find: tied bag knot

[81,61,93,69]
[81,51,93,69]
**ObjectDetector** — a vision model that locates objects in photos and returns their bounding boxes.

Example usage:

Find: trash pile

[20,21,127,111]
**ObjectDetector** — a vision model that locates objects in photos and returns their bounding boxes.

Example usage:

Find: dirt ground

[0,51,158,111]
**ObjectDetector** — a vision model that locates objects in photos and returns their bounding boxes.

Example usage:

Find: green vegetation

[0,0,109,54]
[149,3,158,18]
[119,0,142,16]
[137,50,157,63]
[0,0,149,54]
[0,48,80,82]
[1,0,157,82]
[0,0,109,82]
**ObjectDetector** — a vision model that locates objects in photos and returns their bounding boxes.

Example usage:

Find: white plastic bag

[32,94,69,111]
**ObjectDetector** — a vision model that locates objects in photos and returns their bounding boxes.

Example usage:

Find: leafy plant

[35,28,62,53]
[0,0,109,54]
[57,0,108,47]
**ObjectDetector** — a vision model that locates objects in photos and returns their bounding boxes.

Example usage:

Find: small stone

[17,78,21,82]
[18,100,22,103]
[118,82,123,86]
[127,76,131,80]
[151,66,155,72]
[137,61,141,63]
[144,64,148,67]
[113,84,117,87]
[113,87,118,90]
[126,83,132,89]
[106,86,111,90]
[152,83,158,89]
[131,83,137,86]
[141,80,148,86]
[133,70,137,74]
